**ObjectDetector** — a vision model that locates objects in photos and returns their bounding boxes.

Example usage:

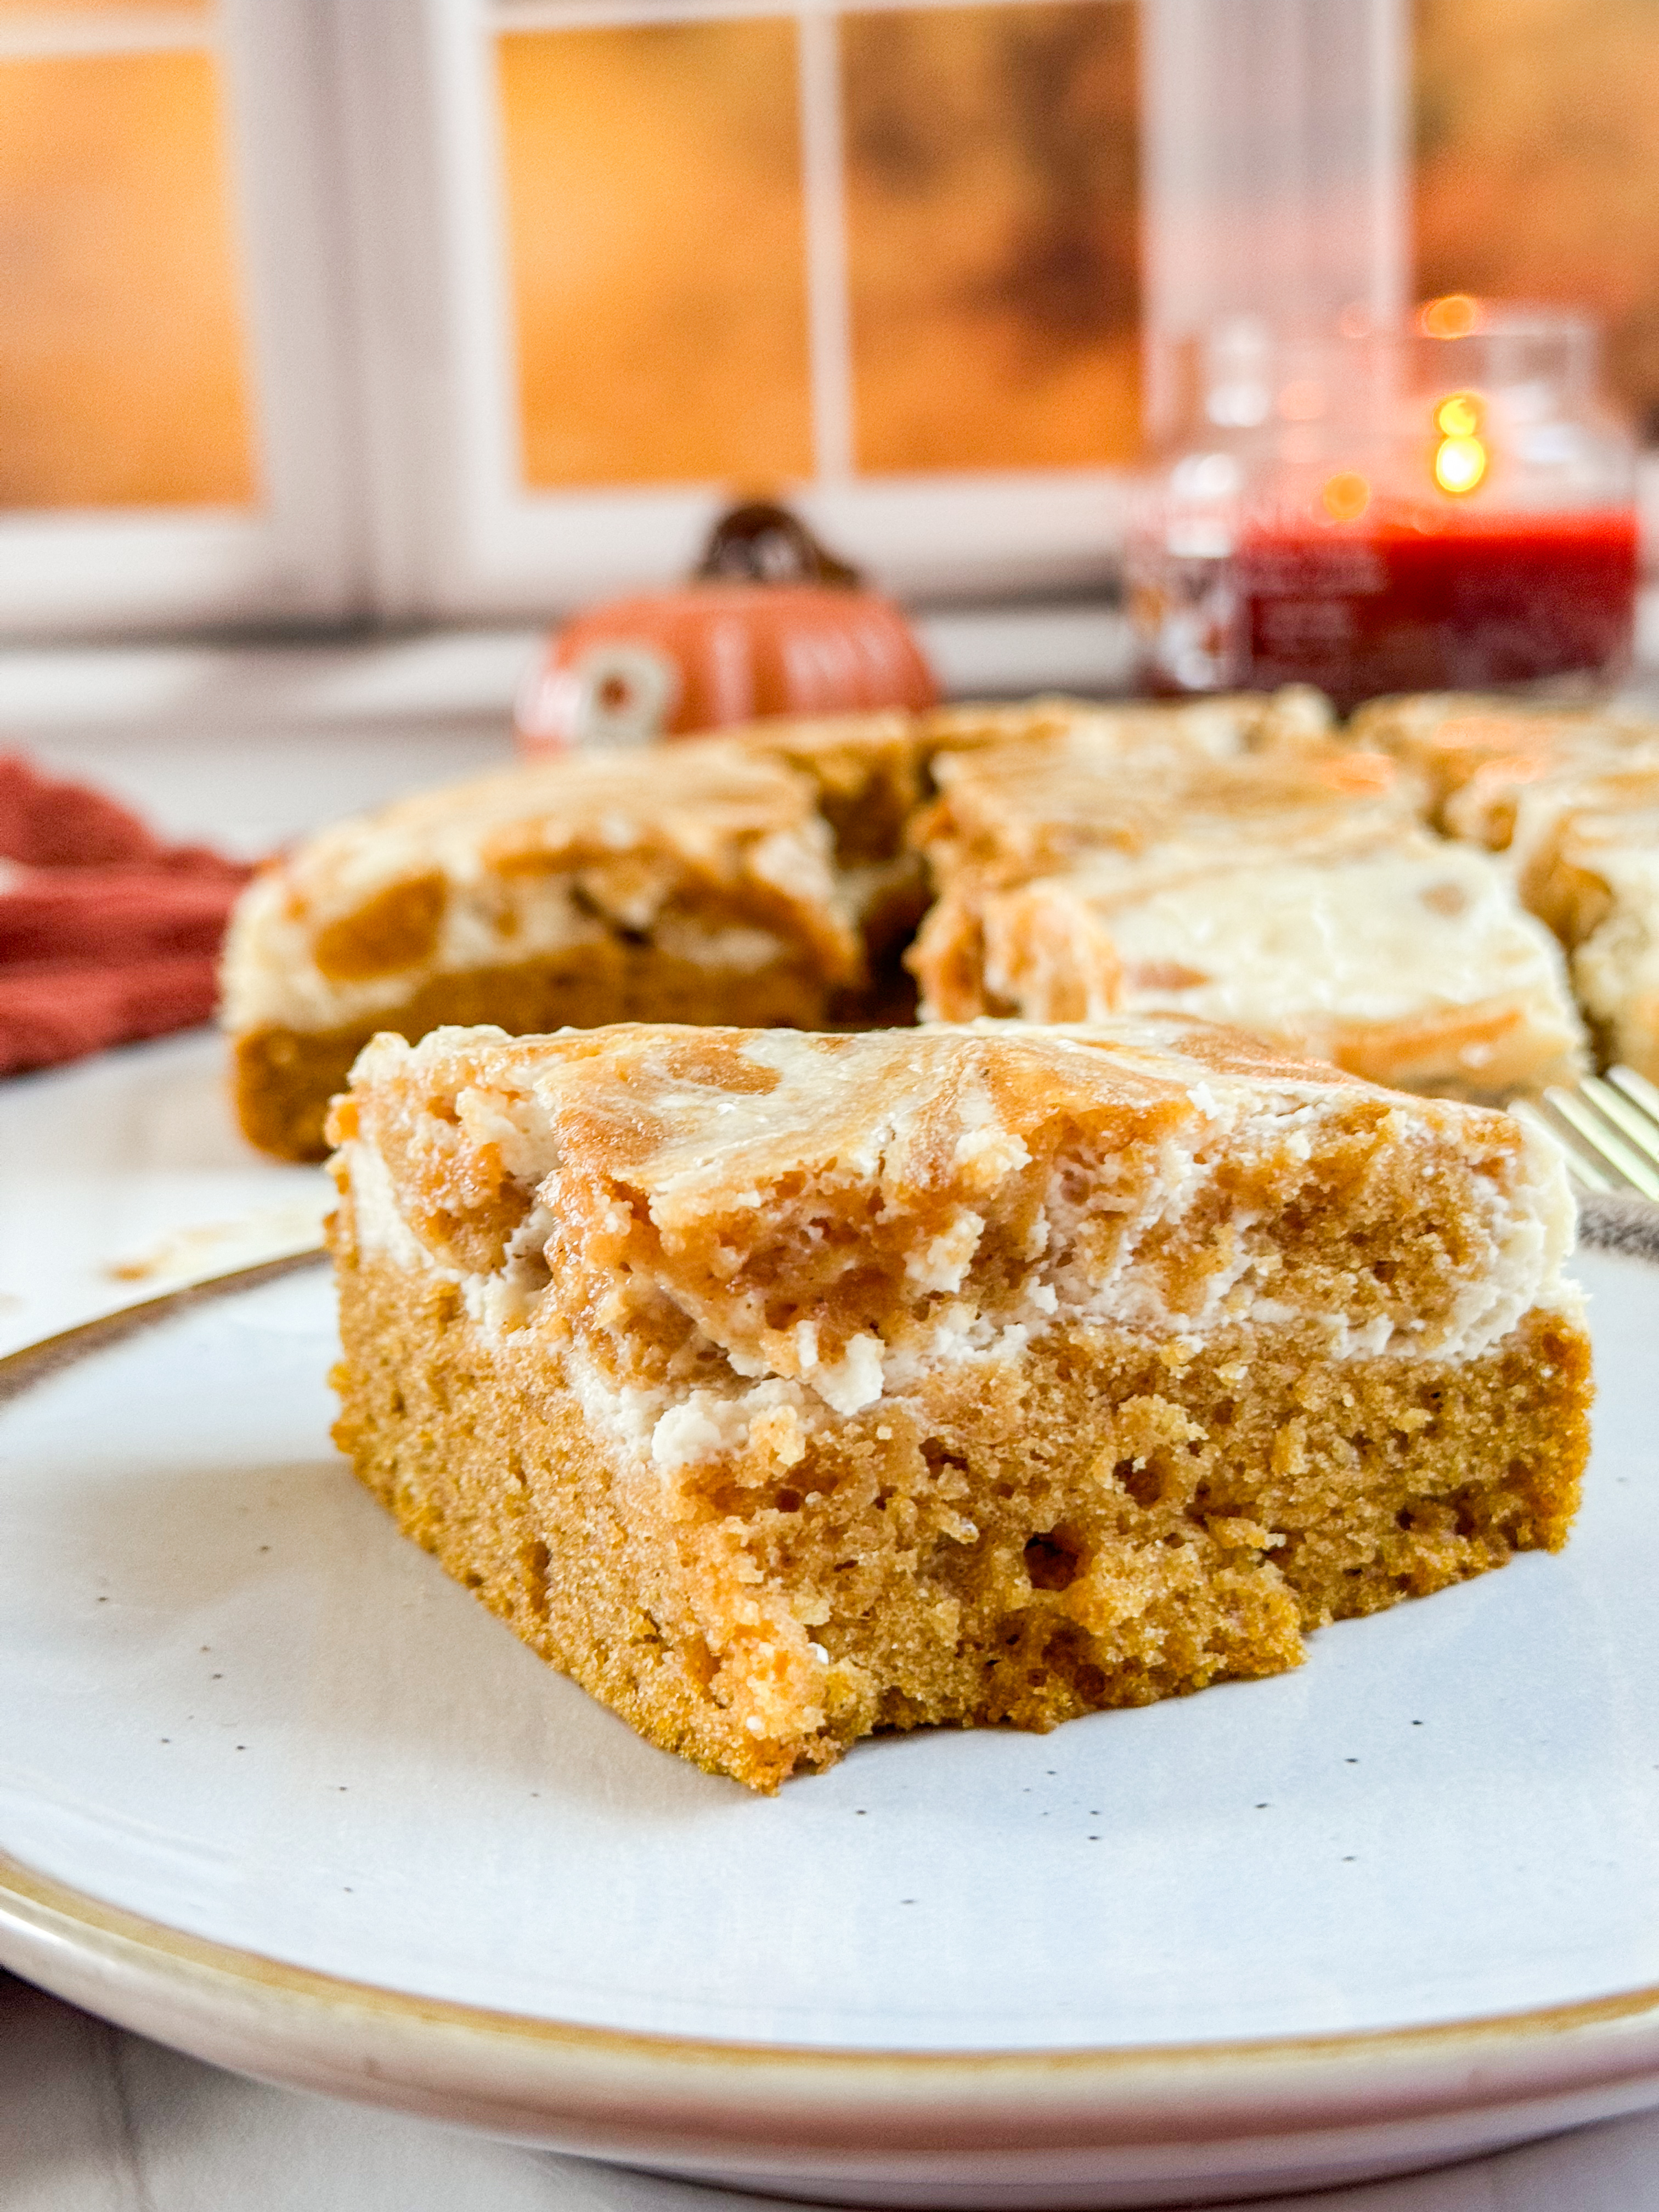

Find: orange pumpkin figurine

[515,501,938,754]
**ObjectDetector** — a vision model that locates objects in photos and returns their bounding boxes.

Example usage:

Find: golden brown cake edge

[330,1237,1587,1791]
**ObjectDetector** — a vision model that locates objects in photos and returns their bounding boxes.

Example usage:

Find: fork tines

[1512,1067,1659,1202]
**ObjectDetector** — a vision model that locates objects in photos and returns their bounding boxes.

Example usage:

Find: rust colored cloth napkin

[0,753,252,1076]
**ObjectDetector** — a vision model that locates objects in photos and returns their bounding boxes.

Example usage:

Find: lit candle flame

[1435,436,1487,494]
[1436,391,1482,438]
[1432,391,1486,494]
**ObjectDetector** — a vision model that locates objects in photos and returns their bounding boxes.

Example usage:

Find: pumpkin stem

[693,500,862,589]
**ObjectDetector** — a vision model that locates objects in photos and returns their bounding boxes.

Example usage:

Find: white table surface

[5,639,1659,2211]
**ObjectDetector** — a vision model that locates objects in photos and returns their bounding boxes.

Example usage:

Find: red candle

[1234,506,1638,712]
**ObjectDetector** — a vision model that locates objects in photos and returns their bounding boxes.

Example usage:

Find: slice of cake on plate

[731,693,1335,1006]
[907,726,1406,891]
[910,746,1585,1099]
[1346,691,1655,828]
[223,742,862,1161]
[1447,753,1659,1082]
[915,682,1335,765]
[326,1017,1589,1791]
[222,693,1342,1161]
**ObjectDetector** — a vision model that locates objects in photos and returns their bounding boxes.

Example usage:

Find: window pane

[1414,0,1659,438]
[842,1,1141,474]
[0,2,210,12]
[499,22,814,489]
[0,48,256,509]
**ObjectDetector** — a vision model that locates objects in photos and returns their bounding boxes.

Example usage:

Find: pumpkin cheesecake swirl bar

[223,742,861,1160]
[326,1017,1589,1790]
[909,741,1586,1099]
[222,692,1337,1161]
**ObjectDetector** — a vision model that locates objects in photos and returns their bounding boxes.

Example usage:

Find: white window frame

[0,0,366,640]
[329,0,1147,622]
[0,0,1406,640]
[330,0,1403,622]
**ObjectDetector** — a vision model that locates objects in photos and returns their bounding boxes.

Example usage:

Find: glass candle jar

[1130,303,1639,710]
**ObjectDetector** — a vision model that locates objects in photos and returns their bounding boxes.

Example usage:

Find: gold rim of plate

[2,1246,1658,2101]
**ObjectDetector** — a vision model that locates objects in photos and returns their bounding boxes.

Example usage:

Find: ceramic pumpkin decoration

[515,502,938,755]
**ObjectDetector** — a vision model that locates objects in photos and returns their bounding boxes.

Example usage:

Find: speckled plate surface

[2,1216,1658,2208]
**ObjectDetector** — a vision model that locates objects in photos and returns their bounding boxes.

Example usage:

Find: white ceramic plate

[4,1226,1659,2210]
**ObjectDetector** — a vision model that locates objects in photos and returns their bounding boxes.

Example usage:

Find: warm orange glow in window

[0,2,211,10]
[842,2,1143,473]
[1277,377,1325,421]
[0,48,255,509]
[1321,470,1370,521]
[1421,292,1482,338]
[1434,432,1487,493]
[499,22,814,489]
[1435,389,1482,436]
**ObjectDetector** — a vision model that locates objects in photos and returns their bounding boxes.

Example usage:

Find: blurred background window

[0,0,359,637]
[1413,0,1659,441]
[842,4,1140,474]
[0,9,255,509]
[499,20,817,492]
[381,0,1144,621]
[496,3,1142,492]
[0,0,1654,638]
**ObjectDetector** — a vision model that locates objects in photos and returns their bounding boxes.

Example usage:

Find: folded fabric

[0,955,225,1076]
[0,864,244,965]
[0,752,253,1077]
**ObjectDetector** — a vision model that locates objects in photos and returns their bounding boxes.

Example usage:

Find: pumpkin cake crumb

[326,1017,1589,1791]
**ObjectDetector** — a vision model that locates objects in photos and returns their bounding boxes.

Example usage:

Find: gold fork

[1512,1067,1659,1203]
